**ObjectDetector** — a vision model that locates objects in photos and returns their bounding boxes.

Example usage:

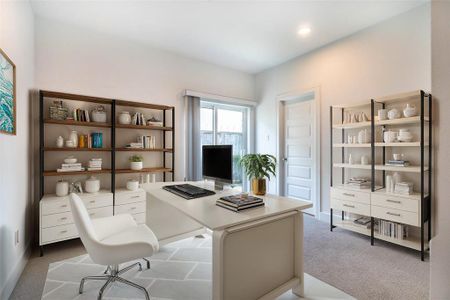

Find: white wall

[255,5,431,214]
[430,1,450,298]
[35,17,256,183]
[0,1,35,298]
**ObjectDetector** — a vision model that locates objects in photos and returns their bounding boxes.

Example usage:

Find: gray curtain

[185,96,202,181]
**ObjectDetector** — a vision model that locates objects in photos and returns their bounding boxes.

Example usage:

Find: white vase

[130,161,143,170]
[403,103,417,118]
[85,176,100,193]
[69,130,78,148]
[119,112,132,125]
[56,180,69,197]
[56,136,64,148]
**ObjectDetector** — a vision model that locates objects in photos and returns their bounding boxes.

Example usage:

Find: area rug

[41,235,353,300]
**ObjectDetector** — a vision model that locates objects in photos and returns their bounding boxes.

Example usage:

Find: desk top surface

[143,181,312,231]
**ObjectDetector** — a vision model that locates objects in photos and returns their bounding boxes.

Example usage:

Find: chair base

[80,262,149,300]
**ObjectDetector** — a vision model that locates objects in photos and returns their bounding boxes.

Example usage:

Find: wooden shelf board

[44,119,112,128]
[375,142,425,147]
[334,219,371,236]
[373,90,428,104]
[332,102,371,109]
[334,163,428,173]
[115,124,173,131]
[115,99,173,110]
[332,121,371,130]
[41,90,113,104]
[115,167,172,174]
[374,233,426,251]
[332,185,381,193]
[115,148,173,152]
[375,116,429,126]
[43,169,112,176]
[333,143,371,148]
[44,147,112,151]
[372,189,427,200]
[333,163,371,170]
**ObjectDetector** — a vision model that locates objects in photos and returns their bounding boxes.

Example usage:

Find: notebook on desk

[163,184,216,199]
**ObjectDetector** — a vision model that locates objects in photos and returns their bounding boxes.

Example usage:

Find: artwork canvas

[0,48,16,135]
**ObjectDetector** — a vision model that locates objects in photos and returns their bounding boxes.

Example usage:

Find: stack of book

[147,117,163,127]
[216,194,264,212]
[386,160,410,167]
[125,142,143,149]
[87,158,102,171]
[73,109,90,122]
[137,136,156,149]
[345,177,371,189]
[378,219,408,240]
[395,182,414,195]
[57,163,84,173]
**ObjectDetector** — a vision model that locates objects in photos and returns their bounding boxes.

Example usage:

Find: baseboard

[0,242,31,299]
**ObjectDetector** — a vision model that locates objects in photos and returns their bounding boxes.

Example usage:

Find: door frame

[276,86,321,218]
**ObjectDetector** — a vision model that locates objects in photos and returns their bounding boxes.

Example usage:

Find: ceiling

[30,1,427,74]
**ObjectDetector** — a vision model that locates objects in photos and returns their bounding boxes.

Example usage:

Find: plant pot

[130,161,143,170]
[252,178,266,195]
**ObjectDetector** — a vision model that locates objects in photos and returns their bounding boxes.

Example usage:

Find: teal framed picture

[0,48,16,135]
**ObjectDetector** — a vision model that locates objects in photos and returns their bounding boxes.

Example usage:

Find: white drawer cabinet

[330,187,370,204]
[114,188,147,225]
[40,191,114,246]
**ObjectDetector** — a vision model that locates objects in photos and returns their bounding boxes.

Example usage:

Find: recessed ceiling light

[298,26,311,37]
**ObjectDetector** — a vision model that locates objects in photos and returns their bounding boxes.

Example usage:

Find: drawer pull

[89,200,96,204]
[60,217,68,221]
[343,204,355,208]
[131,196,140,199]
[386,199,401,204]
[89,213,96,216]
[60,230,68,234]
[130,207,137,210]
[60,204,68,208]
[343,193,355,197]
[386,212,401,217]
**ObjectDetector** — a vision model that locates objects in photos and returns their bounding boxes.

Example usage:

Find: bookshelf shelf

[115,148,173,152]
[375,116,429,126]
[43,169,112,176]
[115,167,172,174]
[332,121,371,130]
[115,124,173,131]
[333,143,371,148]
[44,147,112,152]
[44,119,112,128]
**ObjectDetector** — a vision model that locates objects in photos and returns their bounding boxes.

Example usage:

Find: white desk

[143,181,312,300]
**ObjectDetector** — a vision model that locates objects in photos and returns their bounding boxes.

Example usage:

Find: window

[200,101,249,184]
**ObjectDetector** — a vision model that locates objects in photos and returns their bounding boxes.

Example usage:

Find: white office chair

[70,193,159,300]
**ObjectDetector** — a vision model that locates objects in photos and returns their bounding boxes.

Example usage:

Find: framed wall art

[0,48,16,135]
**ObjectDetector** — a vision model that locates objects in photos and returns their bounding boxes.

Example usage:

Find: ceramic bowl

[64,157,77,164]
[126,180,140,191]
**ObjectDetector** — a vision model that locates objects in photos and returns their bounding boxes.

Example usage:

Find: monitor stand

[214,181,225,191]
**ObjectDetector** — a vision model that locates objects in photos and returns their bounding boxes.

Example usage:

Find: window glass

[200,102,248,185]
[217,109,243,133]
[200,107,213,131]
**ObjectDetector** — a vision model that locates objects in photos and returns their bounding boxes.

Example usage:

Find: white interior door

[284,99,316,215]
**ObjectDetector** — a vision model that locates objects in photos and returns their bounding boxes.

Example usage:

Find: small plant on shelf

[129,155,144,170]
[239,154,276,195]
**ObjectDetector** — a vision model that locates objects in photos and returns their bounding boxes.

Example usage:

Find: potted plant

[239,154,276,195]
[129,155,144,170]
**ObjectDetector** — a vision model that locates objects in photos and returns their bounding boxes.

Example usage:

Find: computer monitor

[202,145,233,190]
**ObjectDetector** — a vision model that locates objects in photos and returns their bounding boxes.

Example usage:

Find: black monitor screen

[202,145,232,182]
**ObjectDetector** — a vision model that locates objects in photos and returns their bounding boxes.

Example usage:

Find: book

[57,167,85,172]
[216,202,265,212]
[219,194,263,207]
[87,167,102,171]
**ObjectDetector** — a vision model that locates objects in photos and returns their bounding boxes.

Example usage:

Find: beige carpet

[10,215,429,299]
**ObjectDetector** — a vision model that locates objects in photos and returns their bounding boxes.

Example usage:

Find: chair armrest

[92,214,137,240]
